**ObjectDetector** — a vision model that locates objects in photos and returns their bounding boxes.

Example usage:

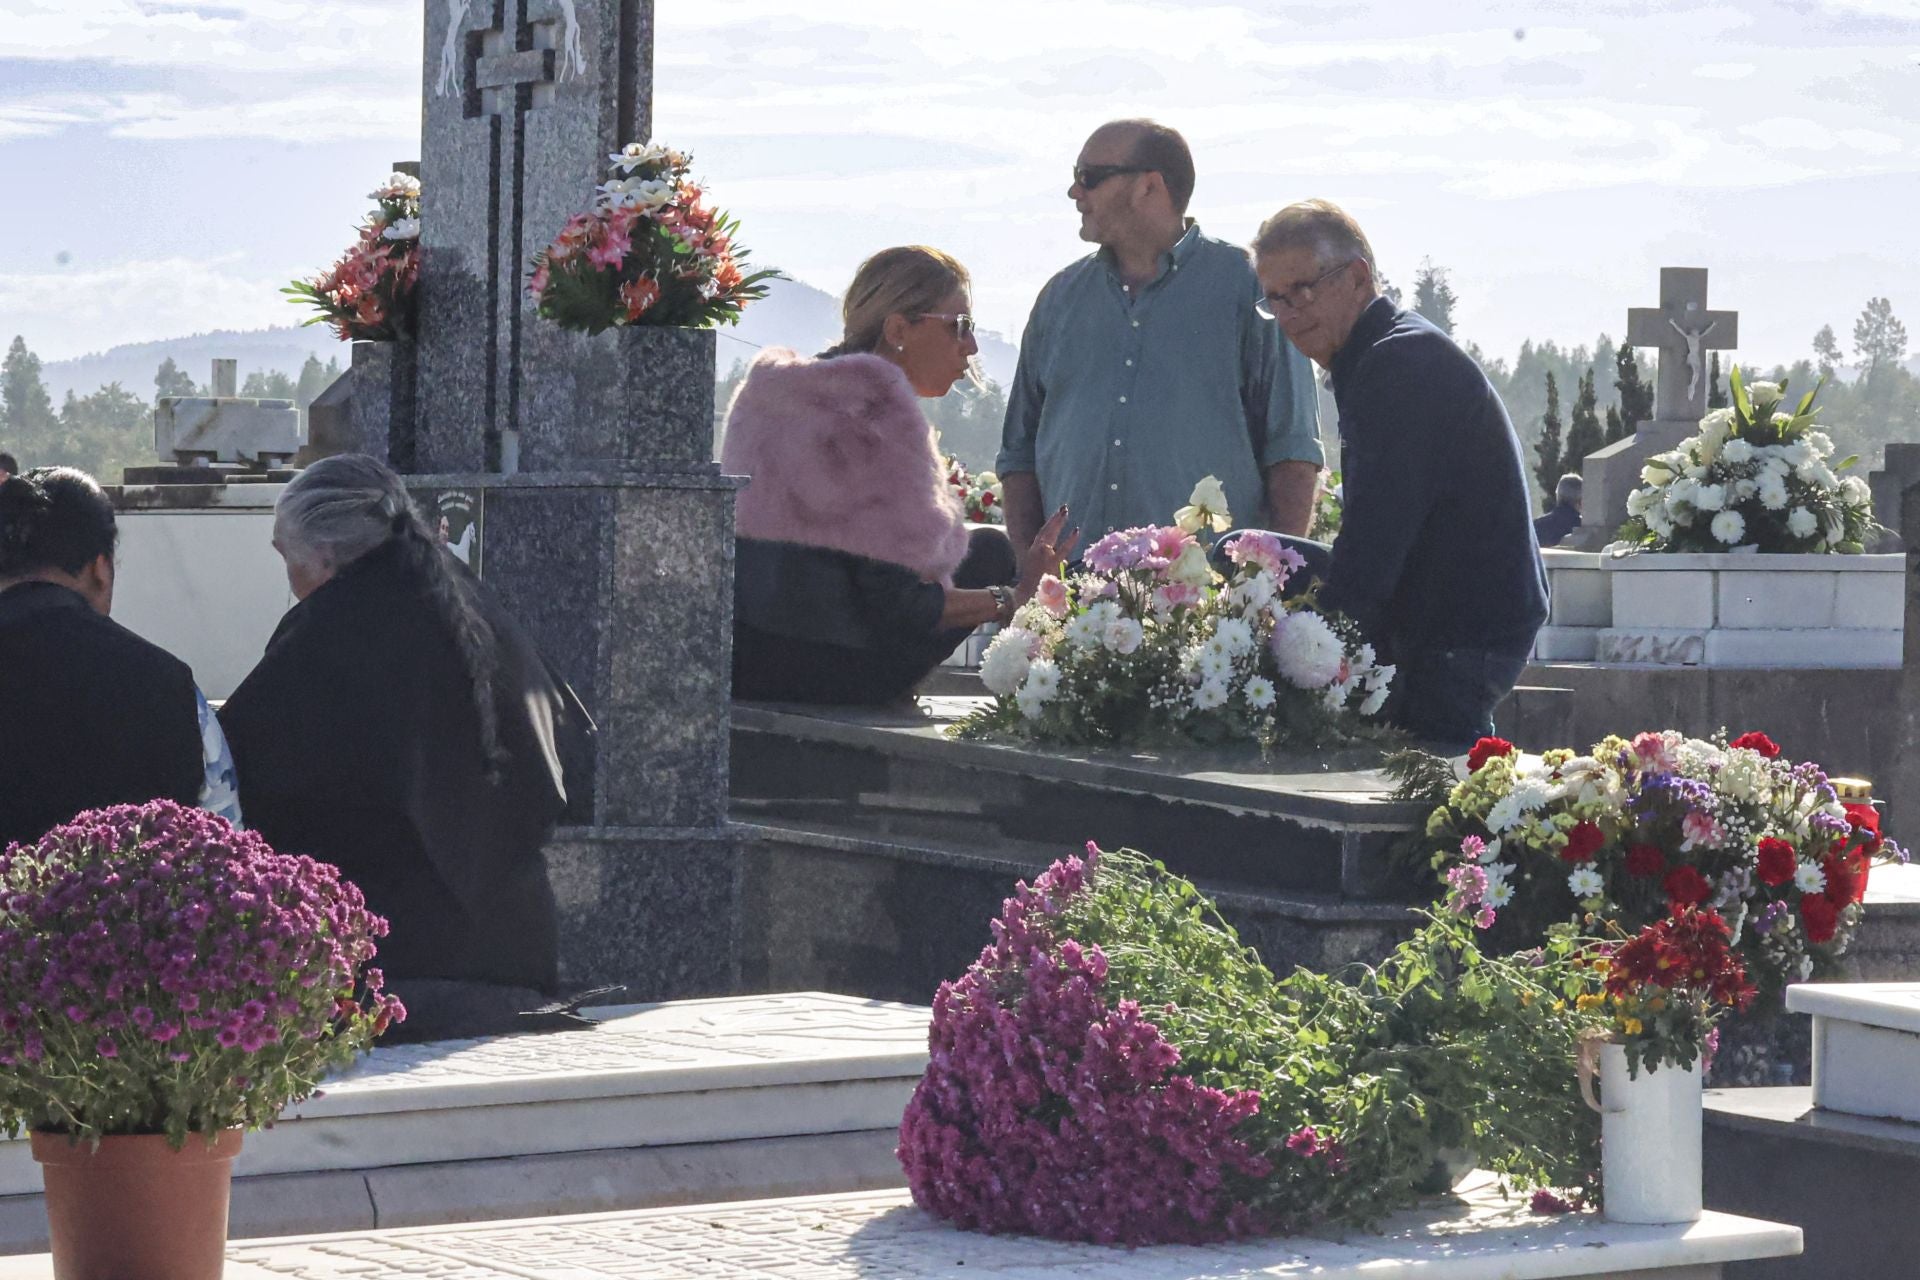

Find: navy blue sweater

[1319,298,1547,657]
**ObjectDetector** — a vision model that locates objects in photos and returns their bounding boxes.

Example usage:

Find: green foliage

[1533,371,1562,506]
[154,356,197,399]
[1056,849,1604,1222]
[50,383,151,482]
[241,370,297,400]
[1707,352,1728,410]
[1309,469,1343,541]
[1562,368,1603,472]
[1853,296,1908,373]
[1412,259,1457,337]
[2,336,57,447]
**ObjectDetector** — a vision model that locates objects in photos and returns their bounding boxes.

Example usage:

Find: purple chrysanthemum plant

[0,800,404,1149]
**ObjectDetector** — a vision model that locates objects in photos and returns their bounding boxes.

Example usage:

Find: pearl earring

[896,344,905,352]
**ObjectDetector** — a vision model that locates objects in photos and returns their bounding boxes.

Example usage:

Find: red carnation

[1560,821,1605,864]
[1730,731,1781,759]
[1467,737,1515,773]
[1663,864,1712,909]
[1801,892,1840,944]
[1843,803,1882,854]
[1625,843,1667,877]
[1755,837,1797,888]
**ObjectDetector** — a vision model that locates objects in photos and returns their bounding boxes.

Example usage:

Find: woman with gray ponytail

[221,455,591,1041]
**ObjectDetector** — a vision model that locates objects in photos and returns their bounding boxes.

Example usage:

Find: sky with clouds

[2,0,1917,372]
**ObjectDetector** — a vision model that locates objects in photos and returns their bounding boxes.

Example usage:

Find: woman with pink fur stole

[722,247,1073,704]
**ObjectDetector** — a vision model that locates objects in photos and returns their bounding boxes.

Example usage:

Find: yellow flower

[1552,999,1567,1012]
[1622,1017,1644,1036]
[1576,993,1604,1012]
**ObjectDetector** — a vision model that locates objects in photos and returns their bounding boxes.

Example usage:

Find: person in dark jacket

[0,467,233,847]
[722,246,1073,704]
[1534,473,1583,547]
[1250,200,1547,748]
[220,455,591,1041]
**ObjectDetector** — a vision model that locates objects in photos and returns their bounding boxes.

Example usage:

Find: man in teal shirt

[998,119,1323,562]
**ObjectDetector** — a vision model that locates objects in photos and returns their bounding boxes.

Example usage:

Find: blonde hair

[822,246,971,359]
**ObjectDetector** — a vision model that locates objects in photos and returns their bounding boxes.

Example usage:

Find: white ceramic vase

[1581,1038,1703,1225]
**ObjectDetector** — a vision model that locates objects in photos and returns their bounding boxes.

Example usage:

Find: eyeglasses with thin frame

[1254,260,1358,320]
[1072,164,1155,191]
[915,312,977,340]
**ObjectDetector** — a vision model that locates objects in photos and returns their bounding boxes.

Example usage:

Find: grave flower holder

[1580,1036,1703,1225]
[520,323,716,472]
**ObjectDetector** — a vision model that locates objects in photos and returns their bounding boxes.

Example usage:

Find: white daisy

[1567,866,1605,899]
[1243,675,1277,710]
[1794,862,1827,895]
[1192,678,1230,711]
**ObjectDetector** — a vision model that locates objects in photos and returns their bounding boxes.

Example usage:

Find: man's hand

[1002,471,1046,572]
[1263,460,1320,537]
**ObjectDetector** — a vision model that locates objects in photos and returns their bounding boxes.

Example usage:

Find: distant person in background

[1534,473,1583,548]
[0,454,17,482]
[221,455,591,1042]
[999,118,1321,562]
[0,466,240,847]
[724,246,1073,705]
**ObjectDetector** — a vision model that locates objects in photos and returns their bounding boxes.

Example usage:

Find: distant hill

[41,274,1021,402]
[43,326,346,403]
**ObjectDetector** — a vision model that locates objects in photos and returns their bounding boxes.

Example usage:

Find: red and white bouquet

[958,477,1391,753]
[945,455,1003,525]
[284,173,422,342]
[1427,730,1901,999]
[530,141,779,333]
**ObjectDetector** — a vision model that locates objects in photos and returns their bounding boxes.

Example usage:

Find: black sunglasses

[1072,164,1155,190]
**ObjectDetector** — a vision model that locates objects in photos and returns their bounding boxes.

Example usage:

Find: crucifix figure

[1667,317,1718,405]
[414,0,656,474]
[1625,268,1738,426]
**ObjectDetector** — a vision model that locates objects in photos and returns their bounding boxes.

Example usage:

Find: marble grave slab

[1787,982,1920,1123]
[0,1179,1801,1279]
[0,992,929,1195]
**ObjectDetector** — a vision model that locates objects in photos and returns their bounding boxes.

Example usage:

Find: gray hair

[1250,199,1379,278]
[1555,473,1584,504]
[275,454,508,780]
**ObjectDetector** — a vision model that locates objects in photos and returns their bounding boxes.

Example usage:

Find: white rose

[1104,617,1144,655]
[1710,509,1747,545]
[1166,542,1214,587]
[1842,476,1871,505]
[1626,486,1657,517]
[381,217,421,241]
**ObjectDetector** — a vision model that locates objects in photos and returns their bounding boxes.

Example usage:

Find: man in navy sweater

[1249,200,1546,748]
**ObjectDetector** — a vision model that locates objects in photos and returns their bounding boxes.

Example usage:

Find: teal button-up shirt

[997,222,1323,540]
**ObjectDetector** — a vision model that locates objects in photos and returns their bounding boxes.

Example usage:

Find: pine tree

[1812,324,1843,380]
[1614,345,1653,432]
[154,356,197,400]
[1707,352,1728,409]
[241,369,298,400]
[1412,258,1458,337]
[2,336,58,450]
[1854,297,1909,377]
[1604,404,1626,445]
[1533,370,1563,508]
[1563,368,1604,476]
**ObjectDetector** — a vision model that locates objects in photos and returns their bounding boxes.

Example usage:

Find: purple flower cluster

[1081,526,1175,575]
[898,851,1273,1246]
[0,801,403,1129]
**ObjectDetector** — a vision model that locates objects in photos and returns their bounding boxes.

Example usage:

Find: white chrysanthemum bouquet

[1619,367,1876,553]
[955,477,1393,754]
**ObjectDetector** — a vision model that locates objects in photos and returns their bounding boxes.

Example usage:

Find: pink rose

[1035,574,1069,618]
[1154,582,1204,611]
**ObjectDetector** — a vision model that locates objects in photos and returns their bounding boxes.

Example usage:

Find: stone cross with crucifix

[414,0,656,474]
[1561,268,1742,549]
[1624,267,1739,428]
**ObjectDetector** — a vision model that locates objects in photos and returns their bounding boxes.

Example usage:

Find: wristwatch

[987,585,1016,626]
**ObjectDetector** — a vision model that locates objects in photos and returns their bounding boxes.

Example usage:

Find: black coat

[1321,299,1549,658]
[219,540,589,992]
[0,582,203,847]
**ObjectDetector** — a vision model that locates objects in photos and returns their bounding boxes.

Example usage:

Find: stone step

[0,992,926,1254]
[731,700,1428,903]
[736,817,1419,1007]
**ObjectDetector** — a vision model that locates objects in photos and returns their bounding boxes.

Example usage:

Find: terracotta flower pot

[32,1129,243,1280]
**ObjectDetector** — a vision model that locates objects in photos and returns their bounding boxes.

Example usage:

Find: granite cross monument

[1571,268,1741,548]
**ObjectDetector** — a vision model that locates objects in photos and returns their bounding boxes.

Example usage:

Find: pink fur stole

[720,348,971,584]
